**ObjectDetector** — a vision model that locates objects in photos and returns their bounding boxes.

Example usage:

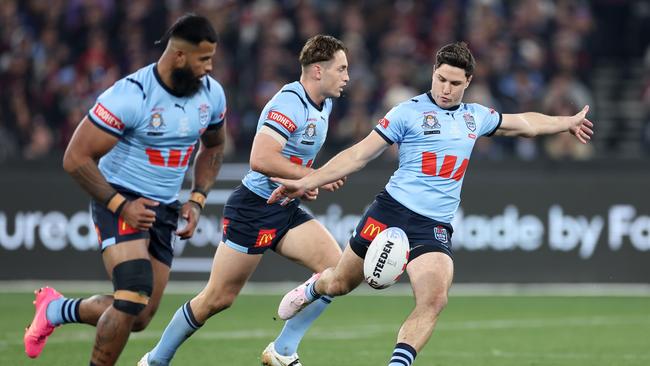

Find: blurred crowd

[0,0,648,163]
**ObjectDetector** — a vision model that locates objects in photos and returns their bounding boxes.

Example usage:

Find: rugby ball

[363,227,410,289]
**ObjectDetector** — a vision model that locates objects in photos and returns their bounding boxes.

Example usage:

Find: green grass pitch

[1,292,648,365]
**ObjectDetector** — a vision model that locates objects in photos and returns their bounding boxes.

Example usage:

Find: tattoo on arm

[69,160,116,204]
[193,126,226,193]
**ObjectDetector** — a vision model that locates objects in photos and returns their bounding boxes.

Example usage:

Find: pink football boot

[277,273,321,320]
[24,287,62,358]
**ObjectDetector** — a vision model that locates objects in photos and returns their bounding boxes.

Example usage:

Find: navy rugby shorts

[222,185,313,254]
[349,190,453,262]
[91,184,180,267]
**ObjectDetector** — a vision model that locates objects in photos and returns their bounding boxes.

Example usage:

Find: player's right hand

[268,177,307,205]
[301,187,319,201]
[121,198,159,231]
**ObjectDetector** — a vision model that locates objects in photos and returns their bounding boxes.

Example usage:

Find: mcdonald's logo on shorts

[118,217,138,235]
[255,228,277,247]
[360,217,387,241]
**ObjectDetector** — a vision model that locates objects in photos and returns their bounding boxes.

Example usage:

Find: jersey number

[145,146,194,168]
[421,152,468,181]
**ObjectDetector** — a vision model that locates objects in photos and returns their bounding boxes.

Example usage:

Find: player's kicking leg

[387,252,453,366]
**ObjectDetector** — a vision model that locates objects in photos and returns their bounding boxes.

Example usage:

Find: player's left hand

[568,105,594,144]
[176,201,201,239]
[321,176,347,192]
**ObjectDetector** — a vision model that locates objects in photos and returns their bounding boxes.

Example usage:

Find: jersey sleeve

[475,104,502,137]
[261,92,306,140]
[87,80,142,137]
[208,79,227,128]
[373,106,407,144]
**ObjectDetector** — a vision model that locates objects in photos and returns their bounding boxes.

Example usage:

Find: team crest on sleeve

[198,103,210,126]
[378,118,390,128]
[301,122,317,145]
[421,113,441,135]
[463,113,476,131]
[433,225,448,244]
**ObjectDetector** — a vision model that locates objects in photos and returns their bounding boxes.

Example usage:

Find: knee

[201,292,237,317]
[418,293,449,317]
[131,316,151,332]
[131,306,157,332]
[111,259,153,318]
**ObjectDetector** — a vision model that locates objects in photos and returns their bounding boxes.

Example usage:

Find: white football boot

[261,342,302,366]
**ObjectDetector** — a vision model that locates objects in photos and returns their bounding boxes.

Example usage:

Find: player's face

[320,50,349,98]
[172,41,216,97]
[431,64,472,109]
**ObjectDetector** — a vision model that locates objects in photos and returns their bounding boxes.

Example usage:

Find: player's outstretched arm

[496,105,594,143]
[268,130,389,204]
[176,124,226,239]
[63,117,158,230]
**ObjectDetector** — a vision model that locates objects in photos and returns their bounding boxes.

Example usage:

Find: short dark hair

[435,42,475,78]
[157,14,218,45]
[299,35,347,66]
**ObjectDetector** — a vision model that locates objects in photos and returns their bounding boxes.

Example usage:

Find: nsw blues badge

[434,225,448,244]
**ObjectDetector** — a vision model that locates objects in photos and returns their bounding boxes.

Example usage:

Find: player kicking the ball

[268,42,594,366]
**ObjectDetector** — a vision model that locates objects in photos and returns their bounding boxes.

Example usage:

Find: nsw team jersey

[242,81,332,199]
[374,91,501,223]
[88,63,227,203]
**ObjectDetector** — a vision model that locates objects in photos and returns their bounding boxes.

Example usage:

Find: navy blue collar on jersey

[299,82,324,111]
[426,91,461,111]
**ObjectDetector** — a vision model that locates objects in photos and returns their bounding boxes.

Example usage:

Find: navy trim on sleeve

[206,120,224,131]
[126,78,146,100]
[87,114,122,138]
[280,90,308,110]
[263,122,289,140]
[486,112,503,137]
[373,127,394,145]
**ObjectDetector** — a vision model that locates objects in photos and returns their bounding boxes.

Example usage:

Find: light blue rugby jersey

[242,81,332,199]
[87,63,227,203]
[374,91,501,223]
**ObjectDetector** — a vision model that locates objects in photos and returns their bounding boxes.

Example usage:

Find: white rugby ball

[363,227,410,289]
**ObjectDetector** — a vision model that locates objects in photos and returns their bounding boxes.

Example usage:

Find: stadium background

[0,0,649,284]
[1,1,649,366]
